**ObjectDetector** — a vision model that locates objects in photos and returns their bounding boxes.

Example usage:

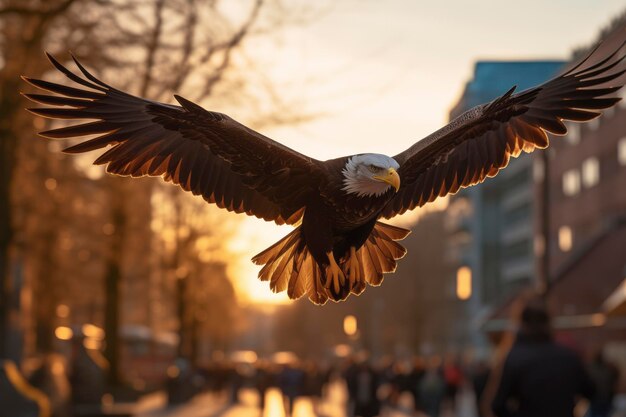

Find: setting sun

[227,217,292,305]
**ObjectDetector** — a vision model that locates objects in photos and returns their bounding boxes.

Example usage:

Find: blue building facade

[446,60,564,349]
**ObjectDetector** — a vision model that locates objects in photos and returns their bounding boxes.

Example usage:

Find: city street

[135,382,479,417]
[3,4,625,417]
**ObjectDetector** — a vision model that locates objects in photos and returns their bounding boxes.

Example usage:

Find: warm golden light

[343,315,358,336]
[56,304,70,318]
[51,361,65,376]
[456,266,472,300]
[272,351,298,365]
[263,388,286,417]
[230,350,258,364]
[82,324,105,340]
[83,338,102,350]
[559,226,573,252]
[55,326,73,340]
[227,218,292,305]
[44,178,57,191]
[591,313,606,326]
[334,344,352,357]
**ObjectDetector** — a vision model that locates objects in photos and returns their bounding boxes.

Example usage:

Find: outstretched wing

[23,53,322,225]
[382,39,626,219]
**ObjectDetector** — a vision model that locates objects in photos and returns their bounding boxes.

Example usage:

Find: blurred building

[446,60,565,349]
[469,17,626,378]
[543,23,626,373]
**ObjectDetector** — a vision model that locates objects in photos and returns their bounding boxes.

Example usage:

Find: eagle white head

[342,153,401,197]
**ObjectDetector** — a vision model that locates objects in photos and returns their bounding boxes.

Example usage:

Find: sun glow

[227,217,292,305]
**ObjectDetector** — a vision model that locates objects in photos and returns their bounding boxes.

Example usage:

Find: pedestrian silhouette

[418,356,446,417]
[279,363,304,417]
[489,297,595,417]
[586,349,619,417]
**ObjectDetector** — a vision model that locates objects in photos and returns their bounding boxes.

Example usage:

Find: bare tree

[1,0,323,389]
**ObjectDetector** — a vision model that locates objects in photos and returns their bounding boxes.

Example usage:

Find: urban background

[1,1,626,417]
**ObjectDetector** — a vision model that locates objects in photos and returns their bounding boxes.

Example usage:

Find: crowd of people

[189,298,622,417]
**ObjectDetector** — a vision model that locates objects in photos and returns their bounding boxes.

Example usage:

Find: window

[456,266,472,300]
[558,226,573,252]
[619,137,626,166]
[562,169,581,196]
[582,157,600,188]
[343,315,357,336]
[503,240,531,261]
[504,202,531,226]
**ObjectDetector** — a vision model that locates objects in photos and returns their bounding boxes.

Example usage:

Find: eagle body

[253,154,407,303]
[23,36,626,304]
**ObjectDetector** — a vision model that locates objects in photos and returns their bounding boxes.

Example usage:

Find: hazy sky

[224,0,626,303]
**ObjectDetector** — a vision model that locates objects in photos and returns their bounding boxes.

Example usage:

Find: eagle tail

[340,221,410,296]
[251,221,410,305]
[252,226,329,305]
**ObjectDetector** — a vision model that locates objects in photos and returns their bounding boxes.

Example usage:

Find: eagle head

[342,153,400,197]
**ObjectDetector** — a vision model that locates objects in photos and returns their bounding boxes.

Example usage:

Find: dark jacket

[491,335,594,417]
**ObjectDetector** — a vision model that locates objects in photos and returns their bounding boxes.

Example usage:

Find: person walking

[489,297,595,417]
[417,357,446,417]
[586,350,619,417]
[279,363,304,417]
[470,360,490,417]
[353,361,381,417]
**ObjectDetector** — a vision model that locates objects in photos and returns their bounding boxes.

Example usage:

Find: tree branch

[139,0,166,98]
[194,0,263,100]
[0,0,78,17]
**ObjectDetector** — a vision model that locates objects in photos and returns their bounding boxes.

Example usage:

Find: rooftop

[450,60,565,117]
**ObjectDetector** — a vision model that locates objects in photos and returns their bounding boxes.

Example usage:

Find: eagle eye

[368,164,381,173]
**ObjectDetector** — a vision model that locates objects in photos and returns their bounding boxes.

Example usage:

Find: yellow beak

[373,167,400,192]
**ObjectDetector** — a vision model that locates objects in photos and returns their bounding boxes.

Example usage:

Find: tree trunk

[0,7,49,360]
[0,83,18,359]
[103,180,126,388]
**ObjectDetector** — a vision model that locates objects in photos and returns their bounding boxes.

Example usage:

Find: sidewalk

[133,384,346,417]
[133,383,478,417]
[134,391,230,417]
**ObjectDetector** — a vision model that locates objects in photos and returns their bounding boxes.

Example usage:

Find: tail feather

[251,221,410,305]
[287,249,308,299]
[362,240,384,285]
[374,222,412,241]
[253,226,329,304]
[342,221,409,289]
[269,243,298,292]
[252,226,300,265]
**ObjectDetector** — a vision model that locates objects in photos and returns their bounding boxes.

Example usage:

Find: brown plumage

[22,36,625,304]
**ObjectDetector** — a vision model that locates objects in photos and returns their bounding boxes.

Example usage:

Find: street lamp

[343,315,357,337]
[456,266,472,300]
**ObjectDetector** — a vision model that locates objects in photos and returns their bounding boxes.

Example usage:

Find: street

[135,381,479,417]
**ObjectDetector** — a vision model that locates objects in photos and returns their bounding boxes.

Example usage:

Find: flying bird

[23,39,625,304]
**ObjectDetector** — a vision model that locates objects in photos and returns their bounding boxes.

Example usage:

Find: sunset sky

[221,0,626,303]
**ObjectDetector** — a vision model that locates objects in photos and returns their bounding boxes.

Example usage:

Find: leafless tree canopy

[0,0,323,378]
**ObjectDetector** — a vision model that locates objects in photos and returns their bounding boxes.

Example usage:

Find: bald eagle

[23,40,625,304]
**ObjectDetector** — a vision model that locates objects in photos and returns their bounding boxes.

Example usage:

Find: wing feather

[382,37,625,219]
[23,53,322,225]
